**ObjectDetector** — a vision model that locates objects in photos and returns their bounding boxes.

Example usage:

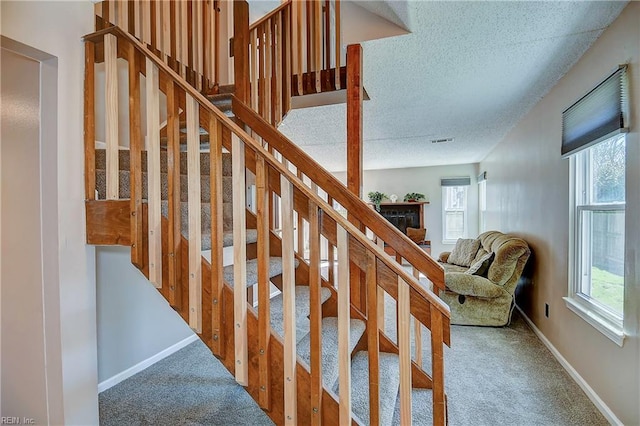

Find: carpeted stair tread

[347,351,401,426]
[269,286,331,342]
[296,317,366,389]
[199,228,258,251]
[223,257,299,288]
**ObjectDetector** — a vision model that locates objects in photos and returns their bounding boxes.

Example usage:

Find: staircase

[85,1,450,425]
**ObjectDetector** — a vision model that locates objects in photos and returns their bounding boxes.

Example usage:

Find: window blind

[561,65,629,158]
[441,177,471,187]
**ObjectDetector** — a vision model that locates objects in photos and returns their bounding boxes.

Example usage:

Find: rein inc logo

[1,418,35,425]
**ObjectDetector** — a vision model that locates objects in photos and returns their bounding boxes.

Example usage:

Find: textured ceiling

[273,1,628,172]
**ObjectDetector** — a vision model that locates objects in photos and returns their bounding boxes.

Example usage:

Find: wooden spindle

[134,0,141,40]
[295,1,303,95]
[314,0,322,92]
[431,310,446,425]
[118,0,128,32]
[166,82,181,307]
[232,133,248,386]
[281,175,297,425]
[413,267,423,366]
[337,224,351,425]
[334,0,341,90]
[256,156,271,410]
[283,5,292,113]
[210,117,224,357]
[84,42,96,201]
[142,0,151,45]
[275,12,283,124]
[309,200,322,425]
[398,276,412,424]
[265,20,273,124]
[258,24,266,119]
[366,251,381,426]
[376,236,385,331]
[104,33,119,200]
[128,44,143,269]
[186,94,202,333]
[250,29,259,112]
[145,57,162,288]
[162,0,170,60]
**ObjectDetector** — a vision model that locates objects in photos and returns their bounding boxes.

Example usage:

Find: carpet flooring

[100,300,607,426]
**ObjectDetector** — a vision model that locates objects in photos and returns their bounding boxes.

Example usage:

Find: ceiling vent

[431,137,454,144]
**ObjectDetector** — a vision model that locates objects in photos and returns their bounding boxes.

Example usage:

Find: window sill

[563,297,625,347]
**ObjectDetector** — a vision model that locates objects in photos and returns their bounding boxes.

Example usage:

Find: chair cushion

[406,227,427,243]
[466,252,494,276]
[445,273,506,298]
[447,238,481,267]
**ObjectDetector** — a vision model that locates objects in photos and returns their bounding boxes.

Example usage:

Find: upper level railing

[235,0,343,127]
[94,0,224,92]
[84,24,449,425]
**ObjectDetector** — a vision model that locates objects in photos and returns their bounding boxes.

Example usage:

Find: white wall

[97,247,194,384]
[334,163,479,257]
[480,3,640,424]
[1,2,98,424]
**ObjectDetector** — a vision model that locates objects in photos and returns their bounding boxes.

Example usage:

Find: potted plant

[404,192,425,202]
[368,191,387,211]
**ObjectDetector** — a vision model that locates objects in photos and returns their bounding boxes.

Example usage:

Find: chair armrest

[438,251,451,263]
[444,273,506,298]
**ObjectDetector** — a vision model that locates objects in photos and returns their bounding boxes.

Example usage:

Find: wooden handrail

[232,97,446,292]
[249,0,291,31]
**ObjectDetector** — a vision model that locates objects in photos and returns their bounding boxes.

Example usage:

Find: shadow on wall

[515,249,536,313]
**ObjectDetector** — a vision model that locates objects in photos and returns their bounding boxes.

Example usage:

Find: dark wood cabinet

[374,202,431,255]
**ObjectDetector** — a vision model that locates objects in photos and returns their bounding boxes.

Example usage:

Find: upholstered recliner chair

[437,231,531,326]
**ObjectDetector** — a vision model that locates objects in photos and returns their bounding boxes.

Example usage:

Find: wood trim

[232,133,249,386]
[366,251,380,426]
[104,33,119,200]
[145,56,162,288]
[398,276,412,424]
[86,200,130,245]
[256,156,271,410]
[128,44,144,269]
[186,94,202,333]
[280,174,297,425]
[84,42,96,201]
[337,224,351,425]
[308,200,322,426]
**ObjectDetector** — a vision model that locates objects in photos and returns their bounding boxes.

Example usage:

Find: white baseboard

[516,306,622,425]
[98,334,199,393]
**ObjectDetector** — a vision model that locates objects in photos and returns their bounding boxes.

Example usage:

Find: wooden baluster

[334,0,341,90]
[213,0,220,85]
[180,0,188,78]
[413,267,423,366]
[256,156,271,410]
[366,251,381,426]
[134,0,141,40]
[265,20,273,124]
[118,0,128,32]
[250,28,259,112]
[309,201,322,425]
[104,34,119,200]
[232,133,248,386]
[128,45,144,269]
[162,0,170,61]
[196,0,204,90]
[84,42,96,201]
[324,0,331,72]
[431,310,446,426]
[166,81,182,308]
[186,0,193,85]
[295,0,303,95]
[210,117,224,356]
[282,5,292,114]
[314,0,322,93]
[150,0,157,51]
[203,0,211,88]
[337,224,351,425]
[142,0,151,46]
[186,94,202,332]
[281,175,297,425]
[305,0,312,94]
[273,16,282,124]
[398,275,412,425]
[145,57,162,288]
[258,25,265,119]
[108,0,116,26]
[377,236,385,332]
[297,170,305,255]
[169,0,178,72]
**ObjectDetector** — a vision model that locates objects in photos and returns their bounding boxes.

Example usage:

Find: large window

[478,172,487,232]
[442,179,469,243]
[562,65,628,346]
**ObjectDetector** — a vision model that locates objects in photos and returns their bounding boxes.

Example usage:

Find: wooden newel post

[346,43,366,310]
[233,0,250,104]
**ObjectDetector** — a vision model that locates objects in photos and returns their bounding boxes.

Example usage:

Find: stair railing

[237,0,343,127]
[94,0,224,93]
[84,24,449,425]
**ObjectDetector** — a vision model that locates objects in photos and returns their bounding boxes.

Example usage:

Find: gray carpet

[100,297,608,426]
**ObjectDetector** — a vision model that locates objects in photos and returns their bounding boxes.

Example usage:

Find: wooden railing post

[233,0,250,104]
[232,133,248,386]
[84,41,96,201]
[105,33,119,200]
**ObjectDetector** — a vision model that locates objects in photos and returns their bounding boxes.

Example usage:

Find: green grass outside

[590,266,624,314]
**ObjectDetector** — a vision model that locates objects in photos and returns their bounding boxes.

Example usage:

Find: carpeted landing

[100,304,607,426]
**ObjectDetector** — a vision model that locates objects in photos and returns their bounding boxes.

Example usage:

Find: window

[441,177,470,243]
[478,172,487,232]
[562,65,628,346]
